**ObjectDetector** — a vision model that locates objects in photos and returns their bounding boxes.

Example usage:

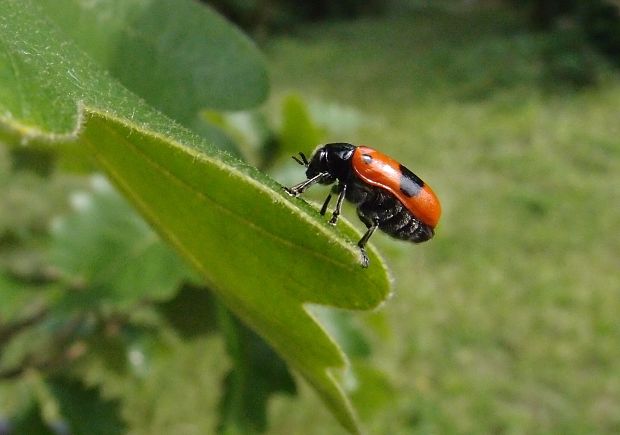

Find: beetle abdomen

[351,183,434,243]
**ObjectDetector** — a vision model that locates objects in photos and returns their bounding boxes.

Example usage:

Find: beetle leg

[357,221,378,268]
[284,173,325,197]
[320,194,332,216]
[328,183,347,225]
[325,182,342,207]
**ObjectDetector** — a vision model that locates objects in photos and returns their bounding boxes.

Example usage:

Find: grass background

[261,4,620,434]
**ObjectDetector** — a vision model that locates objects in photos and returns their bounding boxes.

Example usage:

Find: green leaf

[36,0,269,124]
[190,115,244,159]
[280,93,325,157]
[157,284,218,339]
[309,306,371,359]
[0,273,54,324]
[48,377,126,435]
[348,360,394,422]
[0,274,33,322]
[0,2,391,433]
[9,402,55,435]
[217,305,296,434]
[308,308,394,422]
[83,322,162,378]
[50,179,192,310]
[203,110,274,166]
[9,147,55,176]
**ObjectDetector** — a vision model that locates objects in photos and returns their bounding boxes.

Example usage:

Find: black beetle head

[305,143,356,184]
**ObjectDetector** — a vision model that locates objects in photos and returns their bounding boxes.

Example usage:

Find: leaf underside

[0,1,391,433]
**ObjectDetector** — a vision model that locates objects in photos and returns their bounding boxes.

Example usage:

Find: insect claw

[359,248,369,268]
[283,186,300,197]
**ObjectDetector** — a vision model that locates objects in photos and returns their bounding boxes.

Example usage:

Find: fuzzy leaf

[36,0,269,124]
[0,2,391,432]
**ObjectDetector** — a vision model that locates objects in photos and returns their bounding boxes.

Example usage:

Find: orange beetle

[285,143,441,267]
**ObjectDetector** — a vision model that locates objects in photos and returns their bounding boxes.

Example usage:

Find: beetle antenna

[291,152,309,167]
[299,152,309,165]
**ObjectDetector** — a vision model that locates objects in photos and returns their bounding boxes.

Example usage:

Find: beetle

[284,143,441,268]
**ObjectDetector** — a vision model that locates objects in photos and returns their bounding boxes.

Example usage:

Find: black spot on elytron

[399,164,424,197]
[362,153,373,164]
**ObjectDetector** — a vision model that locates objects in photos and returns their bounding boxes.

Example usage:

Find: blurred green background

[2,0,620,433]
